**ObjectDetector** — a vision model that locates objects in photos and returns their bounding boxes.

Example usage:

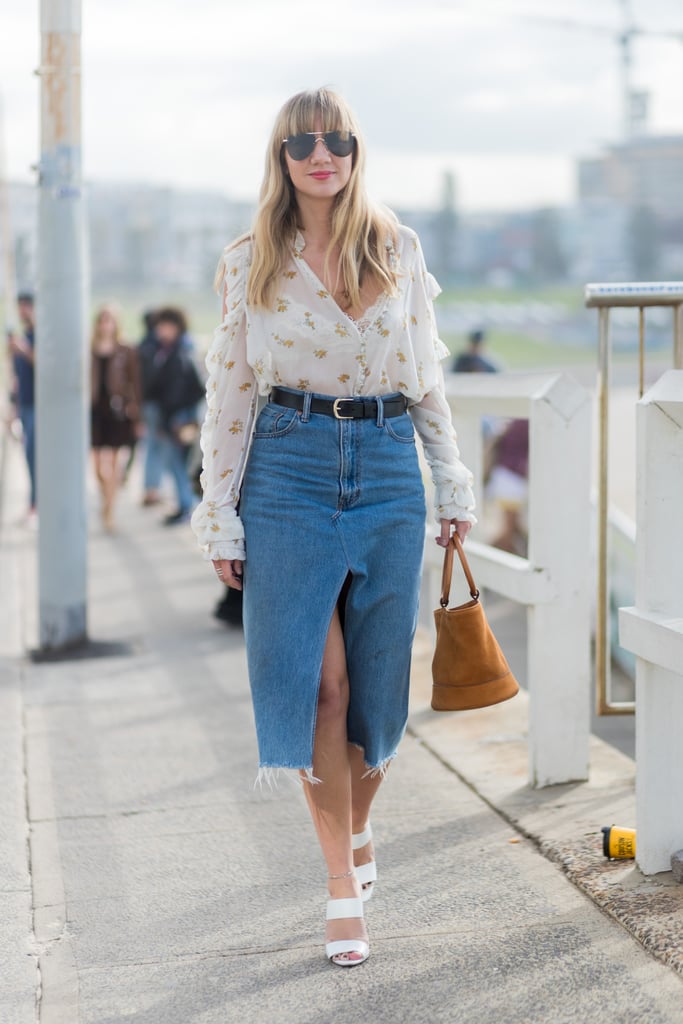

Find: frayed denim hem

[254,766,321,791]
[348,742,397,781]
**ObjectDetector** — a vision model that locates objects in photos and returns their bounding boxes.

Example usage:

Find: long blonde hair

[219,88,399,310]
[90,304,123,350]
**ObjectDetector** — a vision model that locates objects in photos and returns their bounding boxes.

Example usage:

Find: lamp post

[36,0,88,652]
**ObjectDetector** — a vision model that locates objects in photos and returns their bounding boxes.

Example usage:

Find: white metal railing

[585,282,683,714]
[618,370,683,875]
[422,371,592,788]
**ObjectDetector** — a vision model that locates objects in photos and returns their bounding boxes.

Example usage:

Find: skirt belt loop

[301,391,313,423]
[375,395,385,428]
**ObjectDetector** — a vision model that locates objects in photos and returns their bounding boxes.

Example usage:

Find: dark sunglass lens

[285,134,315,160]
[326,131,355,157]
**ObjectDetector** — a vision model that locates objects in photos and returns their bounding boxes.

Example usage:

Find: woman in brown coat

[90,305,141,530]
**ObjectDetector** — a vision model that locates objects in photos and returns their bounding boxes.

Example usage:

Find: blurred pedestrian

[145,307,204,525]
[213,585,243,628]
[7,293,37,517]
[452,328,497,374]
[453,326,499,444]
[90,305,142,531]
[137,310,164,506]
[487,418,529,556]
[192,87,476,967]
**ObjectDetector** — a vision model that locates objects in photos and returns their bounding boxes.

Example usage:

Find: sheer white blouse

[191,225,476,562]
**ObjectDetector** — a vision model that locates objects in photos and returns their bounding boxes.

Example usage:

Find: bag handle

[439,534,480,609]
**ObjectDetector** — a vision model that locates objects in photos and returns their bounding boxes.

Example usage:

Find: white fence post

[619,370,683,874]
[526,376,592,786]
[425,371,592,787]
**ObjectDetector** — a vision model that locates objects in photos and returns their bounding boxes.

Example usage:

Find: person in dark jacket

[137,310,165,506]
[8,293,37,516]
[145,307,204,524]
[452,328,497,374]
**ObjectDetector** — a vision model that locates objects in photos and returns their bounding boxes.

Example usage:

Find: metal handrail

[585,281,683,715]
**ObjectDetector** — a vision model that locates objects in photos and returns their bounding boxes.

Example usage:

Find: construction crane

[517,0,683,141]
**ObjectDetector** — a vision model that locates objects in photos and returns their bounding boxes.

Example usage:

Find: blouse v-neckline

[292,231,388,336]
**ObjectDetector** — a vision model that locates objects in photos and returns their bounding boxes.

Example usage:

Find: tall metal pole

[618,0,634,140]
[36,0,88,652]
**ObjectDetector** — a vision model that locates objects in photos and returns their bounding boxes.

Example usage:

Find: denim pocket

[384,413,415,444]
[253,404,300,439]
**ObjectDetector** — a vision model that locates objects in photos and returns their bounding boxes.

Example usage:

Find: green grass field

[2,288,645,398]
[440,284,585,312]
[441,328,595,369]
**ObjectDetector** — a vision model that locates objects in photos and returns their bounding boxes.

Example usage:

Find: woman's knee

[316,671,349,722]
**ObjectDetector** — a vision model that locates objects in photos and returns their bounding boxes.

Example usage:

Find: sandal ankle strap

[352,824,373,850]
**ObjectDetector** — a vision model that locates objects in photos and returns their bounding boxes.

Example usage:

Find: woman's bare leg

[95,448,119,530]
[349,744,383,886]
[93,449,107,525]
[301,606,368,961]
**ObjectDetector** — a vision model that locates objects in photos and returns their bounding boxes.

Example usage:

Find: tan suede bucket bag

[431,535,520,712]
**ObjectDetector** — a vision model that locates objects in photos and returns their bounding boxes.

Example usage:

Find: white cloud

[2,0,683,209]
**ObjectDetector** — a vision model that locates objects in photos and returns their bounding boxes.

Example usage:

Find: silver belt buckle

[333,398,354,420]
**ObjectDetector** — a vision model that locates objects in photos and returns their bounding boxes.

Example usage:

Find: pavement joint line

[406,726,540,846]
[20,666,42,1024]
[24,698,81,1022]
[27,803,268,824]
[71,920,546,973]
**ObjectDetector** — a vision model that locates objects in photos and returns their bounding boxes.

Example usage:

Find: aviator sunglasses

[282,130,356,161]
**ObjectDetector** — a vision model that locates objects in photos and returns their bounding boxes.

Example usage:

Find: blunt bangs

[281,88,358,138]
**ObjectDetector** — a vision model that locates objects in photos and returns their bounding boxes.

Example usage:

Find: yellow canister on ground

[601,825,636,859]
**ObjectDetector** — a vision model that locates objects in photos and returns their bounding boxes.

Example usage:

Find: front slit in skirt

[239,390,426,778]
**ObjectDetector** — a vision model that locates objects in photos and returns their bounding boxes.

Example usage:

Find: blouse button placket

[353,333,368,395]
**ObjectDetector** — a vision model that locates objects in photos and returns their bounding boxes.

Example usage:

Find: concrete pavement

[2,433,683,1024]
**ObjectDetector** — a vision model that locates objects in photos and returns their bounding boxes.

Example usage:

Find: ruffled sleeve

[190,241,258,561]
[410,376,477,524]
[404,231,477,525]
[396,231,451,399]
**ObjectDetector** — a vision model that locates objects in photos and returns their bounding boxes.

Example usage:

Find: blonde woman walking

[90,305,141,530]
[192,88,476,967]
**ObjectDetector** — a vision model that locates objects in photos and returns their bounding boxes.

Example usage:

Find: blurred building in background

[8,182,253,295]
[7,133,683,294]
[575,134,683,282]
[578,135,683,213]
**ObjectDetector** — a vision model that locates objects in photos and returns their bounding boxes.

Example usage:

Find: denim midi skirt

[239,389,427,779]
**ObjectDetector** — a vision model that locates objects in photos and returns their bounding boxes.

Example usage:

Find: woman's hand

[212,558,244,590]
[436,518,471,548]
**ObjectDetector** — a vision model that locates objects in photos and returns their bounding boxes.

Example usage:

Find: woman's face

[283,115,353,202]
[97,310,117,338]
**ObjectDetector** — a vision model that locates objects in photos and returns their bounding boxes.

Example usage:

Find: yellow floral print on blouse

[191,225,475,562]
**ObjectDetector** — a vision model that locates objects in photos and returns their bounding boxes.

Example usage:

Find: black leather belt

[270,387,408,421]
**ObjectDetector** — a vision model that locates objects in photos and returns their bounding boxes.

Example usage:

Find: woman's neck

[296,195,335,252]
[94,336,116,355]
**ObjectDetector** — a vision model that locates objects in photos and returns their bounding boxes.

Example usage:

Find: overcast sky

[2,0,683,212]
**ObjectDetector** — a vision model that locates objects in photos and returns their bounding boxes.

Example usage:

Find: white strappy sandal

[325,896,369,967]
[352,824,377,903]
